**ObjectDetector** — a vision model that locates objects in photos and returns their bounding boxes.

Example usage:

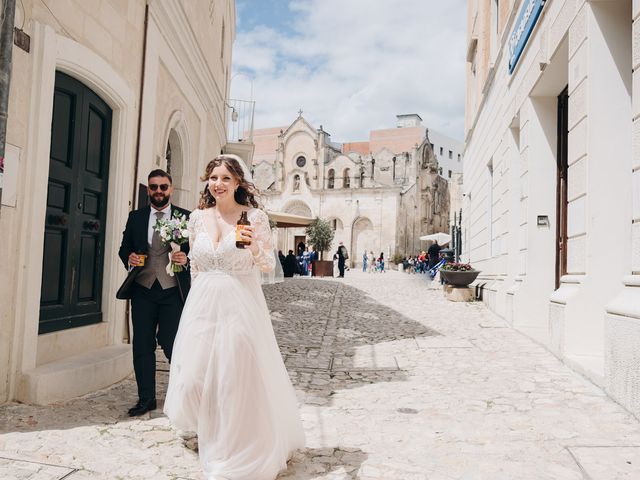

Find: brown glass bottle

[235,211,251,249]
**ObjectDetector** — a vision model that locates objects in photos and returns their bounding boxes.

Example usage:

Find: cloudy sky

[231,0,467,143]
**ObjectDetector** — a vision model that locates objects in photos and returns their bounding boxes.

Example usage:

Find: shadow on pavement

[277,447,368,479]
[0,277,438,435]
[264,278,440,407]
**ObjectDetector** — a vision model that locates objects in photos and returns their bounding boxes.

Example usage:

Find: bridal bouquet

[154,213,189,275]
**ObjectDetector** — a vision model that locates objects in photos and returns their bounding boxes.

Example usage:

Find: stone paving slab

[2,271,640,479]
[568,446,640,479]
[0,457,75,480]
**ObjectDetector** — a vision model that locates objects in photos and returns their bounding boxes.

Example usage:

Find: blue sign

[508,0,546,74]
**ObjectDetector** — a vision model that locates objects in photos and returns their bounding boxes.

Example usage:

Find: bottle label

[236,224,246,242]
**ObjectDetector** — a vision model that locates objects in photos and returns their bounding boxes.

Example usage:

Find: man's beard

[149,194,170,208]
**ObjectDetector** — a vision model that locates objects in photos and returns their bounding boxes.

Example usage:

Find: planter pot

[312,260,334,277]
[440,269,480,287]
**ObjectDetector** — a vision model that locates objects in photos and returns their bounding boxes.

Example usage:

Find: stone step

[18,344,132,405]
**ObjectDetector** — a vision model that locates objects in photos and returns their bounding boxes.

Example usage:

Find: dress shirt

[148,203,172,245]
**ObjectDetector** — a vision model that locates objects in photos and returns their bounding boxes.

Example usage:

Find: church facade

[251,114,451,265]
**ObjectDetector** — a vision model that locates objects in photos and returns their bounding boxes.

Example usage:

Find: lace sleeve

[187,210,200,280]
[249,209,276,273]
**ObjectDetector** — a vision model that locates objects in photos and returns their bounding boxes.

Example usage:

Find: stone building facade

[464,0,640,415]
[251,114,451,264]
[0,0,235,404]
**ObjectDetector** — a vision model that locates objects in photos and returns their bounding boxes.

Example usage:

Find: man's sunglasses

[149,184,170,191]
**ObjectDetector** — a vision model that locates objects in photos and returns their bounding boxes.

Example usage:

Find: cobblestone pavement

[3,271,640,479]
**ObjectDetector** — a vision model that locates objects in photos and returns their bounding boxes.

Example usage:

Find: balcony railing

[226,98,255,144]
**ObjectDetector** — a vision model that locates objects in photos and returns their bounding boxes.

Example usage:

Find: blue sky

[232,0,467,142]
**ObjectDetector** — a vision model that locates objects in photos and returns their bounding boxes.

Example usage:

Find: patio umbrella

[419,232,451,245]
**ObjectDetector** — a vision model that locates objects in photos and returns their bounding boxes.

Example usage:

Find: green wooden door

[39,71,112,334]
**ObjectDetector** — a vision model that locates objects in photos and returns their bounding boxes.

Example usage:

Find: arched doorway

[352,217,375,267]
[328,217,345,256]
[282,200,313,255]
[164,111,190,209]
[40,71,112,334]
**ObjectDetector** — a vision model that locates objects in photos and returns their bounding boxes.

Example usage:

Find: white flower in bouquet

[153,214,189,275]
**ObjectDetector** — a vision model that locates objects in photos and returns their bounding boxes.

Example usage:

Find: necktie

[152,211,165,249]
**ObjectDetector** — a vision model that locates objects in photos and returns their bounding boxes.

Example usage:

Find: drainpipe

[0,0,17,210]
[131,3,149,210]
[124,2,149,344]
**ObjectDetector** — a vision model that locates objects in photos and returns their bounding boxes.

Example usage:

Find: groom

[118,169,190,416]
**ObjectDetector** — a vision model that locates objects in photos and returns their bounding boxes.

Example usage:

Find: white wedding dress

[164,207,305,480]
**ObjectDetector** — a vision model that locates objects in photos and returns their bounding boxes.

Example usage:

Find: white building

[464,0,640,415]
[251,114,450,263]
[0,0,236,405]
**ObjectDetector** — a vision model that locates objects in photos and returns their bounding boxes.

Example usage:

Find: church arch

[283,200,312,217]
[327,169,335,189]
[327,217,345,254]
[352,216,376,265]
[343,168,351,188]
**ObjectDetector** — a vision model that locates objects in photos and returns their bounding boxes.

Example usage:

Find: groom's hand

[171,251,188,266]
[128,252,143,267]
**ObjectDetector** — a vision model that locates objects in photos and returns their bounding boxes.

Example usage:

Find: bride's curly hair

[198,155,260,210]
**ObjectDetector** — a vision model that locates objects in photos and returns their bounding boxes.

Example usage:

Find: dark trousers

[130,280,182,401]
[338,258,345,277]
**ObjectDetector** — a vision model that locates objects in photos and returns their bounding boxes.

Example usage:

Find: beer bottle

[236,211,251,249]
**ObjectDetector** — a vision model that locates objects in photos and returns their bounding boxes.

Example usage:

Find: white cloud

[231,0,467,142]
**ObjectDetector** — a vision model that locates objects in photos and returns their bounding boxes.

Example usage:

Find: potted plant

[305,217,335,277]
[439,262,480,287]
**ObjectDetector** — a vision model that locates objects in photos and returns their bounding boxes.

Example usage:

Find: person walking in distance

[118,170,190,416]
[336,241,348,278]
[427,240,442,269]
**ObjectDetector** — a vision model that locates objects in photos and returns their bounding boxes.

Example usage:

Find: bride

[164,155,305,480]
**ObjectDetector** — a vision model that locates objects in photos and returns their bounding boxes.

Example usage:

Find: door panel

[555,86,569,289]
[39,71,112,334]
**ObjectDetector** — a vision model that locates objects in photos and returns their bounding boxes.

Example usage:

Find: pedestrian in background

[336,241,347,278]
[283,250,298,277]
[428,240,441,269]
[368,250,375,273]
[362,249,368,272]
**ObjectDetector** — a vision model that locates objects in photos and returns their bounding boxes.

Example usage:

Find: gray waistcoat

[135,239,178,290]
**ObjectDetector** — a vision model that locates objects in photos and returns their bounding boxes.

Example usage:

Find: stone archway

[163,111,190,209]
[352,217,375,267]
[281,200,313,254]
[283,199,312,217]
[328,217,345,256]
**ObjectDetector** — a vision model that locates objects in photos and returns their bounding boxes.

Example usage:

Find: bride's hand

[239,226,259,255]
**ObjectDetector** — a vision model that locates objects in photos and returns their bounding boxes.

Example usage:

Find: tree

[305,217,335,260]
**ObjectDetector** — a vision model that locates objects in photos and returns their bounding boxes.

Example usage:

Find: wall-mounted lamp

[225,102,238,122]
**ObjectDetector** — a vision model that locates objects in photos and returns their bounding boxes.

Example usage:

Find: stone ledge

[18,344,132,405]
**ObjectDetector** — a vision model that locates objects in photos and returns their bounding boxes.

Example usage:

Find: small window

[439,167,443,175]
[296,156,306,168]
[343,168,350,188]
[439,147,443,155]
[448,170,452,178]
[458,154,461,162]
[448,150,453,159]
[327,169,335,189]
